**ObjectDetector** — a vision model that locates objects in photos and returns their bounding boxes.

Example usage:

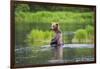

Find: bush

[85,25,94,43]
[26,29,54,46]
[73,29,88,43]
[15,4,30,12]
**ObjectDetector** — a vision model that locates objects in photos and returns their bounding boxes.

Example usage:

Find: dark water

[15,44,94,66]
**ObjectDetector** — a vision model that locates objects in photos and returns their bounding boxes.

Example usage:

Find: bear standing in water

[50,22,64,60]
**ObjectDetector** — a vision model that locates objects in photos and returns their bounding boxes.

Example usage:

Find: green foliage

[15,4,30,12]
[74,29,88,43]
[15,11,94,32]
[15,11,94,25]
[26,29,53,46]
[85,25,94,43]
[22,4,93,12]
[86,25,94,36]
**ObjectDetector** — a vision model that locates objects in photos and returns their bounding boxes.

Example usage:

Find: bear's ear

[56,23,59,26]
[55,23,59,29]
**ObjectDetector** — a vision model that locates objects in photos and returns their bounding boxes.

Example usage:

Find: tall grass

[16,11,94,25]
[26,29,54,46]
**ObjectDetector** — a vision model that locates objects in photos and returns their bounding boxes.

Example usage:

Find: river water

[15,44,95,65]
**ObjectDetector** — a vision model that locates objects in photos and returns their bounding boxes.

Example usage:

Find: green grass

[15,11,94,25]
